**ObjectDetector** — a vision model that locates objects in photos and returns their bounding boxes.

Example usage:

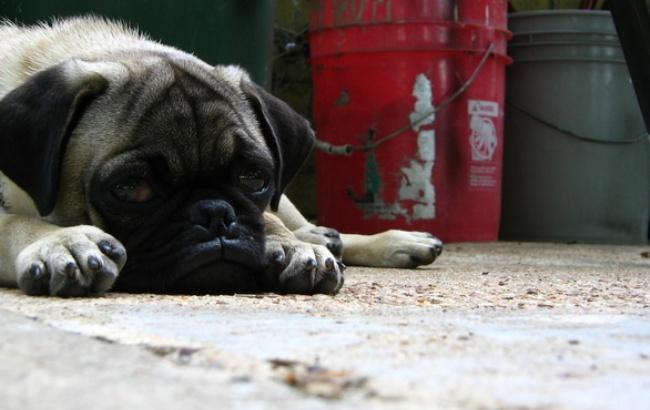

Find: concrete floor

[1,242,649,410]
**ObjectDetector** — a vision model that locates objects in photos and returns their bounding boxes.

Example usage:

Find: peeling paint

[409,74,435,131]
[417,129,435,162]
[398,74,436,220]
[398,160,435,220]
[335,89,350,106]
[349,73,437,222]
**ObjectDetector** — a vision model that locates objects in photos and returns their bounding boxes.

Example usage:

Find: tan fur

[0,17,167,96]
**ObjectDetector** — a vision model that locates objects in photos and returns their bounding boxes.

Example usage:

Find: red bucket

[309,0,511,242]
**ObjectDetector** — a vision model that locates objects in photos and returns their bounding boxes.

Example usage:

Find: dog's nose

[189,199,236,236]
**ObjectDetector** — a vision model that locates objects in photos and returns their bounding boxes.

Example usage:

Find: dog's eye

[236,168,269,193]
[111,179,155,203]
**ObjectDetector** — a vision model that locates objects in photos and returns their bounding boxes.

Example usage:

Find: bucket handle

[315,43,497,156]
[508,102,649,145]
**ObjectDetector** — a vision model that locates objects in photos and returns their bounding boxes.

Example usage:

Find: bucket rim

[511,30,618,38]
[309,50,513,65]
[508,10,612,19]
[509,40,621,48]
[507,57,627,64]
[308,19,512,37]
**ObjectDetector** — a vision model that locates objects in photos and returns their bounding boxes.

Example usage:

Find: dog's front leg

[0,214,126,296]
[274,194,443,268]
[274,195,343,259]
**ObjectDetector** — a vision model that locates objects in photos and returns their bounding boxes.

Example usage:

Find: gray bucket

[501,11,649,245]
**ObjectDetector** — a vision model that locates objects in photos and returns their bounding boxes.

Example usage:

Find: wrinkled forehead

[110,56,270,175]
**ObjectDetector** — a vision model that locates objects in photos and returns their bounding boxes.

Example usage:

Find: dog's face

[0,53,314,293]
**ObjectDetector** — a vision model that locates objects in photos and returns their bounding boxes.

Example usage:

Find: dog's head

[0,54,313,293]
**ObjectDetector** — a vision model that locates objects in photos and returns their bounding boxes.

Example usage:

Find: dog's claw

[99,240,124,257]
[29,264,44,279]
[324,230,339,238]
[98,240,112,253]
[98,240,127,267]
[272,251,284,263]
[87,255,102,271]
[64,262,78,277]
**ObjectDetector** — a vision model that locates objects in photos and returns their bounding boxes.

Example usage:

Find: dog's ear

[242,81,315,211]
[0,59,109,216]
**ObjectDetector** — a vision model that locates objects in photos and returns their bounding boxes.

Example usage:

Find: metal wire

[508,102,649,145]
[314,43,497,155]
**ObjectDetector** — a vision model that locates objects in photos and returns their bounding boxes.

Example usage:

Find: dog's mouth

[168,236,266,294]
[177,236,264,274]
[114,228,266,294]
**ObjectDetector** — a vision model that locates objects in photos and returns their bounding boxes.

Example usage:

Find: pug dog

[0,16,443,297]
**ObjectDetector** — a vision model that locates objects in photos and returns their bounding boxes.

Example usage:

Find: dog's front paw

[293,225,343,259]
[15,226,127,297]
[264,235,344,295]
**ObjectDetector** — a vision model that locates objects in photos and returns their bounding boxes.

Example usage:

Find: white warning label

[468,99,499,162]
[468,100,499,189]
[469,100,499,118]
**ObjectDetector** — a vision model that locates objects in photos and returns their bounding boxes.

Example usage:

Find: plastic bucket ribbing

[309,0,510,241]
[501,11,649,244]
